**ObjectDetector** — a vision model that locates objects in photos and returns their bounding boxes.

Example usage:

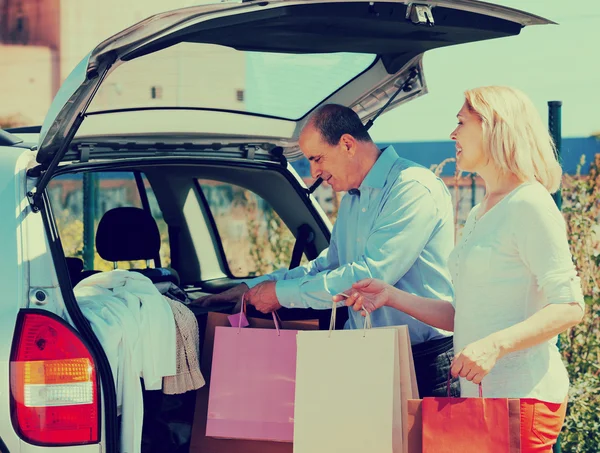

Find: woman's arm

[386,289,456,332]
[489,302,583,357]
[334,278,455,331]
[451,302,583,383]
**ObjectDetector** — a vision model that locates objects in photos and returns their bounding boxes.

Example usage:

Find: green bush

[558,154,600,452]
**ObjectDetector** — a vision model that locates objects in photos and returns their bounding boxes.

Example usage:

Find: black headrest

[96,207,161,262]
[65,257,84,285]
[65,256,84,274]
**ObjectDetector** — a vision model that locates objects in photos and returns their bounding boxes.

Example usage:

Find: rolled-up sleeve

[515,198,584,309]
[277,180,442,309]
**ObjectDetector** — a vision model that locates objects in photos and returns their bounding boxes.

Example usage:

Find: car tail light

[10,311,99,445]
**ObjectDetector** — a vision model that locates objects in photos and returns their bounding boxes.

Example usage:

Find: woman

[335,86,584,452]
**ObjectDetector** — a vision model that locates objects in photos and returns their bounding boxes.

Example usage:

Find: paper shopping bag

[389,326,420,453]
[294,327,403,453]
[407,399,423,453]
[422,395,510,453]
[206,321,297,442]
[408,398,521,453]
[190,311,318,453]
[376,325,419,453]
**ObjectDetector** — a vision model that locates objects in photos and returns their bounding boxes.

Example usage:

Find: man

[195,104,458,397]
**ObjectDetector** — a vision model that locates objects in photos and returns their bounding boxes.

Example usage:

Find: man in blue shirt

[196,104,458,397]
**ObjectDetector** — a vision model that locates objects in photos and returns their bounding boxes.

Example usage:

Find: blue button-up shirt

[248,146,455,345]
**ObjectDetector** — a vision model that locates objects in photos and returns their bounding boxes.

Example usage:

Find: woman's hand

[332,278,393,315]
[450,336,502,385]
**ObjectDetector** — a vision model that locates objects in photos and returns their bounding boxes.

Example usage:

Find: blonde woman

[335,86,584,452]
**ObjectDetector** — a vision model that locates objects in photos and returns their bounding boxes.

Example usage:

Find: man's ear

[339,134,358,157]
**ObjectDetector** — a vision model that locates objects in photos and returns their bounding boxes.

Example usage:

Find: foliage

[219,188,302,277]
[244,190,296,276]
[557,154,600,453]
[0,114,29,129]
[429,156,465,241]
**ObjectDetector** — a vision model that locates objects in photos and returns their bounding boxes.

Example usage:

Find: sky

[368,0,600,142]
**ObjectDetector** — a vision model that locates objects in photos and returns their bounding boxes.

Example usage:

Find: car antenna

[306,67,419,196]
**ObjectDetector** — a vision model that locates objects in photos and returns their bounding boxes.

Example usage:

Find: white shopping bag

[293,310,403,453]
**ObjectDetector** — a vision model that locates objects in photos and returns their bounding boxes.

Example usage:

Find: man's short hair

[309,104,373,146]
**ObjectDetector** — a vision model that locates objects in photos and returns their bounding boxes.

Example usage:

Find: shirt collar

[358,145,399,191]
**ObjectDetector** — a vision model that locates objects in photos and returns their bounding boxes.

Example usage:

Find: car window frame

[193,178,236,279]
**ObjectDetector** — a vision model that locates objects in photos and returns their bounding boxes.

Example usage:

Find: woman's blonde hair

[464,86,562,193]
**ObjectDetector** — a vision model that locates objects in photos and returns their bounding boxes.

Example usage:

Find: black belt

[411,336,454,359]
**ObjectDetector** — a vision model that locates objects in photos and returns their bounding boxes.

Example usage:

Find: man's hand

[450,336,502,385]
[246,281,282,314]
[191,283,249,307]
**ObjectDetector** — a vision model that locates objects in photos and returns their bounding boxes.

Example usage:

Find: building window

[236,89,244,102]
[151,86,163,99]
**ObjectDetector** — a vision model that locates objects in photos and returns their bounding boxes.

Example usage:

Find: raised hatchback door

[36,0,552,167]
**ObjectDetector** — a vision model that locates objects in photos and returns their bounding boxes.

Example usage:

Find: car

[0,1,551,452]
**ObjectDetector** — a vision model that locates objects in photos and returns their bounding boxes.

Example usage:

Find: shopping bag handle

[328,299,371,337]
[238,291,281,336]
[446,370,482,397]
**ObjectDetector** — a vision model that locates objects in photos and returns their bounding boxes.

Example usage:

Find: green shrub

[558,154,600,452]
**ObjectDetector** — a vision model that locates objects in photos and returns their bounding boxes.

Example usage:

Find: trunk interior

[44,157,341,452]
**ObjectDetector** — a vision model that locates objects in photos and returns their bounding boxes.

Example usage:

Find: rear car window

[197,179,307,277]
[48,171,170,271]
[87,42,375,120]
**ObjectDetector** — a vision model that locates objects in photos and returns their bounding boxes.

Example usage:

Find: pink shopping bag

[206,310,298,442]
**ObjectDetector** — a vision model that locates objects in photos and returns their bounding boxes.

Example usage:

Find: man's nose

[309,163,321,179]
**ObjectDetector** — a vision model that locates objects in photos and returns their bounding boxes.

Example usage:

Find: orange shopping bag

[422,381,511,453]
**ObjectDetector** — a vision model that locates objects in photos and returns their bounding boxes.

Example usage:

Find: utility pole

[82,173,97,270]
[471,173,476,208]
[549,101,562,210]
[0,0,11,42]
[548,100,562,453]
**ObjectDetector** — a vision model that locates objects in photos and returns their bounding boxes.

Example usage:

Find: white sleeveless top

[448,182,583,402]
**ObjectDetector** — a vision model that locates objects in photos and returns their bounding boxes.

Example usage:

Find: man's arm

[274,180,449,310]
[192,229,339,306]
[244,241,339,289]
